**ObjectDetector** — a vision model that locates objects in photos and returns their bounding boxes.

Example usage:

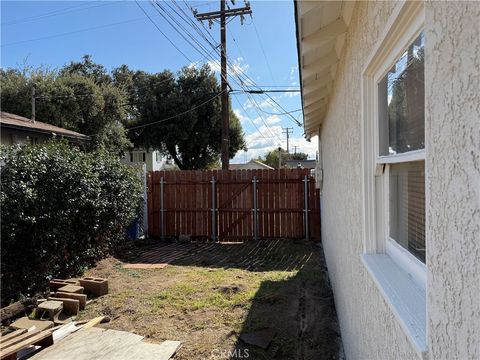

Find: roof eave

[293,0,307,139]
[1,123,90,142]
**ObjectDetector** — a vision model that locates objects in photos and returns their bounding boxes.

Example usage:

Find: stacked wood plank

[0,328,53,360]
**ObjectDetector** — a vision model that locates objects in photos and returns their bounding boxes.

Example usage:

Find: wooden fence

[147,168,320,242]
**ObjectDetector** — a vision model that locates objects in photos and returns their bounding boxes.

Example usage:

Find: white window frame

[361,1,427,355]
[374,37,427,289]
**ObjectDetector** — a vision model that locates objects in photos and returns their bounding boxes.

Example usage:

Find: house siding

[316,1,479,359]
[319,2,420,358]
[425,2,480,359]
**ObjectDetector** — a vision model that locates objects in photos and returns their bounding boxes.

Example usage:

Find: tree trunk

[0,298,37,323]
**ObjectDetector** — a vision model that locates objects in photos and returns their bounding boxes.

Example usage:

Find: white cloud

[244,96,278,111]
[233,108,250,125]
[232,133,319,164]
[207,57,249,77]
[250,114,281,126]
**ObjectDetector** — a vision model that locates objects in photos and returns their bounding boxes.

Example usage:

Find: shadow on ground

[117,239,344,359]
[232,262,343,360]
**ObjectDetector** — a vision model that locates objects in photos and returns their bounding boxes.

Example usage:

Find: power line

[225,24,303,127]
[127,89,227,131]
[135,1,193,63]
[2,14,154,47]
[236,89,301,93]
[252,17,276,85]
[255,108,302,116]
[193,0,252,170]
[1,2,121,27]
[144,0,282,146]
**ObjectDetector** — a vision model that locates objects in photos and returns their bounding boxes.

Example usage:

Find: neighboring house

[121,148,175,172]
[295,2,479,360]
[229,159,274,170]
[285,159,316,169]
[0,112,89,145]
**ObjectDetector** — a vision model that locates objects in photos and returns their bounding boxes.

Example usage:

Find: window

[378,31,426,264]
[131,152,145,163]
[361,2,426,354]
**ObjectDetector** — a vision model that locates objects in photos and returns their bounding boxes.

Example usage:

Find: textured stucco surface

[316,1,479,359]
[425,2,480,360]
[319,2,420,359]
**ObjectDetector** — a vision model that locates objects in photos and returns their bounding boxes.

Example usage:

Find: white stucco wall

[316,1,479,359]
[425,2,480,359]
[122,150,168,172]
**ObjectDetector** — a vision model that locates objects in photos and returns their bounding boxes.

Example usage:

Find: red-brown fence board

[148,168,320,242]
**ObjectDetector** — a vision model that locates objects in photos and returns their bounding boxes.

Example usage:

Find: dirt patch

[214,284,246,295]
[77,239,343,359]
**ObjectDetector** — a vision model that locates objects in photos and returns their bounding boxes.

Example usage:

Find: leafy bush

[0,141,142,303]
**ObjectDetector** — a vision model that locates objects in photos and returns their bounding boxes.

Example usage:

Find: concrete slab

[10,317,54,331]
[57,285,84,294]
[30,328,182,360]
[239,328,276,349]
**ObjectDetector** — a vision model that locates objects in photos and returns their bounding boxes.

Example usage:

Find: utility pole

[194,1,252,170]
[282,127,293,153]
[294,145,297,154]
[31,84,36,123]
[278,146,282,169]
[220,0,228,170]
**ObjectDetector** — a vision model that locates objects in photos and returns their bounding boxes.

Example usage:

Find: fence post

[142,164,148,237]
[160,176,165,240]
[211,176,217,242]
[303,175,309,241]
[252,176,258,241]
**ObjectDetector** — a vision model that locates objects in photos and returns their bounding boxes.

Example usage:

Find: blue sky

[1,0,317,162]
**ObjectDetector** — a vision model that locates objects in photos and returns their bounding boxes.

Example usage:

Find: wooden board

[1,330,52,359]
[30,328,181,360]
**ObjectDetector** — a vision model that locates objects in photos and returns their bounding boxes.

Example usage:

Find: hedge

[0,141,142,304]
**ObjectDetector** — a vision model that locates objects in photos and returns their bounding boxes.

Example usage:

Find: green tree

[258,147,288,169]
[0,61,131,154]
[258,149,309,169]
[130,64,246,169]
[290,152,308,161]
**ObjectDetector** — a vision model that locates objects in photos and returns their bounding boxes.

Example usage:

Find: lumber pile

[0,277,109,358]
[0,276,182,359]
[0,328,53,360]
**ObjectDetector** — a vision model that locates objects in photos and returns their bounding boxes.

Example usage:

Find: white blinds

[389,161,425,263]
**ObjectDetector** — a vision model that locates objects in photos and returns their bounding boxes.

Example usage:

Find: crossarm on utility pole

[194,0,252,170]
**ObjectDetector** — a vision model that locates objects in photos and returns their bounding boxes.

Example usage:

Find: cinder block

[79,277,108,296]
[47,297,79,316]
[37,300,63,320]
[10,317,54,331]
[49,279,79,291]
[57,284,84,294]
[55,292,87,310]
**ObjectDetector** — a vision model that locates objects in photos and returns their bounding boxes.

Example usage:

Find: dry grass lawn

[78,239,342,360]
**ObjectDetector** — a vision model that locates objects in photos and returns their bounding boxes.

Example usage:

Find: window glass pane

[379,31,425,155]
[389,161,425,263]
